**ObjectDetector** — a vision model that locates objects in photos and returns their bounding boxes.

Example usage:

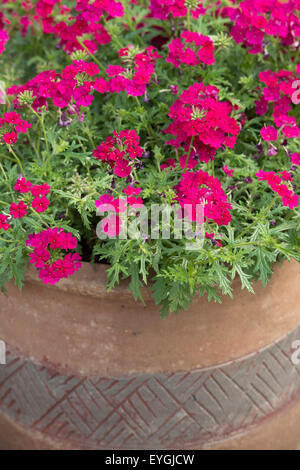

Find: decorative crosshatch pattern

[0,325,299,449]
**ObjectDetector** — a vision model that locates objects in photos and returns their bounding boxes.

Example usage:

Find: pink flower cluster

[222,165,234,177]
[26,228,82,285]
[0,214,9,231]
[165,82,241,162]
[10,201,27,219]
[122,185,143,205]
[8,46,160,109]
[256,68,300,140]
[95,189,144,237]
[31,0,124,54]
[174,170,232,226]
[167,31,215,68]
[256,170,298,209]
[0,112,31,144]
[0,178,50,232]
[0,28,8,55]
[8,60,100,110]
[14,177,50,213]
[95,190,143,212]
[290,153,300,166]
[0,9,9,54]
[0,0,33,38]
[150,0,206,20]
[93,130,143,178]
[260,125,278,142]
[94,46,161,97]
[223,0,300,54]
[34,0,60,18]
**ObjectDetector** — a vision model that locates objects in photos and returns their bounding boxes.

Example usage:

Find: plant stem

[134,96,141,108]
[0,237,15,243]
[187,8,191,30]
[29,106,50,173]
[31,208,50,227]
[0,162,15,200]
[0,153,15,163]
[27,131,40,161]
[132,166,139,183]
[134,96,155,138]
[123,0,135,33]
[7,145,24,174]
[83,125,95,148]
[30,106,49,152]
[184,136,194,171]
[76,37,107,73]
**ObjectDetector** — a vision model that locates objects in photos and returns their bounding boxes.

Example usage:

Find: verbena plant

[0,0,299,316]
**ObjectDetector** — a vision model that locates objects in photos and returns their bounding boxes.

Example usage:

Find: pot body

[0,260,300,450]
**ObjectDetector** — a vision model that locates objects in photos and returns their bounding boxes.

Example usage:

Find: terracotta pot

[0,259,300,450]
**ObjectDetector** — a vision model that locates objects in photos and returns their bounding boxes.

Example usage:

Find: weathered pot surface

[0,259,299,449]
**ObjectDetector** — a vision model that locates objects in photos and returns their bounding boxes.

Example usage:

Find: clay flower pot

[0,259,300,450]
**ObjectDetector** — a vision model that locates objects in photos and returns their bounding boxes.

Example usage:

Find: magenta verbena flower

[174,170,232,226]
[0,29,9,55]
[255,69,300,140]
[26,228,82,284]
[0,111,31,145]
[94,46,161,97]
[165,82,241,162]
[149,0,206,21]
[290,153,300,166]
[256,170,298,209]
[0,214,10,231]
[10,201,27,219]
[221,0,300,55]
[167,31,215,68]
[93,130,143,178]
